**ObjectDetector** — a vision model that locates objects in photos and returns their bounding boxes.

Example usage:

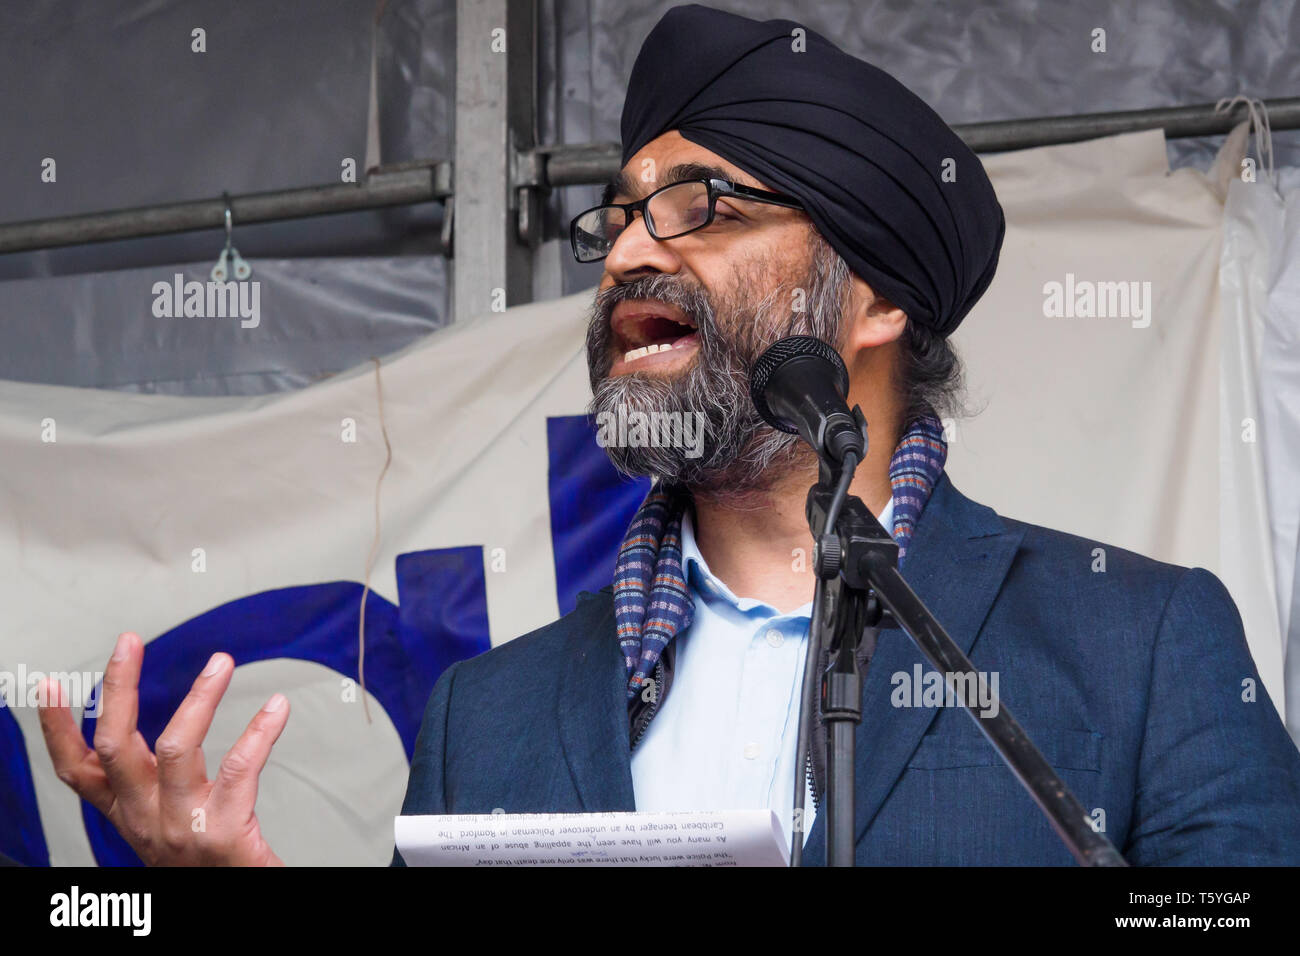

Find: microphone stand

[793,408,1128,868]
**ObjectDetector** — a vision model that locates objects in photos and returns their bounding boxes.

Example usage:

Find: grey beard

[585,246,849,500]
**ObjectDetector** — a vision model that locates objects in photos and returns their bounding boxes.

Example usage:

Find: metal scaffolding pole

[452,0,537,323]
[0,95,1294,268]
[0,160,452,256]
[958,95,1300,152]
[533,96,1300,188]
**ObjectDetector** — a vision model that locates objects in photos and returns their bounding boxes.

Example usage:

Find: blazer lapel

[554,590,638,811]
[802,472,1025,863]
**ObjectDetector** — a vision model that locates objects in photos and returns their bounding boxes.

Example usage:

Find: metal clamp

[508,129,543,248]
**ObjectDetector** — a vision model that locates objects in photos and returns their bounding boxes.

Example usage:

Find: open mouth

[610,302,699,369]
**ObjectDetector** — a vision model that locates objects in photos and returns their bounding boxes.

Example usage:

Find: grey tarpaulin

[0,257,448,394]
[2,0,1298,393]
[0,0,451,395]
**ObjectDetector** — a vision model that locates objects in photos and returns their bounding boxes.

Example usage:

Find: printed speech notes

[395,809,789,867]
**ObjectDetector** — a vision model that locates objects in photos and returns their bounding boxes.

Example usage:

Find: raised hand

[38,632,289,866]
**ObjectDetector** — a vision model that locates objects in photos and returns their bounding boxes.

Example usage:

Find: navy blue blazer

[393,473,1300,865]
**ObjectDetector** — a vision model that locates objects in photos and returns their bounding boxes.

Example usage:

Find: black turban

[620,3,1005,338]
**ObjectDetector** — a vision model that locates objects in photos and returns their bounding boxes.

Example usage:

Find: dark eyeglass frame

[569,177,804,263]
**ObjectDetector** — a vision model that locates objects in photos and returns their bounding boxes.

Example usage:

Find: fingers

[156,653,234,828]
[91,632,157,801]
[39,637,285,867]
[37,678,115,816]
[209,694,291,818]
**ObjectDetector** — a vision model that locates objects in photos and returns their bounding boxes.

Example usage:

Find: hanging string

[357,356,393,724]
[1214,94,1278,196]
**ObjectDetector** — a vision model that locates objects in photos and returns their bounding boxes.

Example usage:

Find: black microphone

[749,335,865,464]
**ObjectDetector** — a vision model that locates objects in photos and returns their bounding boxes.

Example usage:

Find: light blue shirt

[630,496,895,855]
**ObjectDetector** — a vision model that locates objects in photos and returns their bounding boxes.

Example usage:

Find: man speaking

[38,3,1300,865]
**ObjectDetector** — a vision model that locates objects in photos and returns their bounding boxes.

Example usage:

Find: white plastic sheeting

[1217,125,1290,731]
[1227,161,1300,743]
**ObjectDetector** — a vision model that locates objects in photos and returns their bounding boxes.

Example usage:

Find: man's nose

[603,211,682,280]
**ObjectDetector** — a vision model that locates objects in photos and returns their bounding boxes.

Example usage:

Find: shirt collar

[679,496,895,620]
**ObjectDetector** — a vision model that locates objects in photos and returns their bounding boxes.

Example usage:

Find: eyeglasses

[569,177,804,263]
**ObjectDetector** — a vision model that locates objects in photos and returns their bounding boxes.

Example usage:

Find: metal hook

[211,191,252,281]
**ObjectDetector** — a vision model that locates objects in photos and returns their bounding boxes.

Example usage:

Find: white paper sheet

[395,809,790,867]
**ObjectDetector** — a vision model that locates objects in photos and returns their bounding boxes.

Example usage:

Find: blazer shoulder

[452,586,615,689]
[941,474,1224,615]
[997,512,1191,588]
[928,475,1187,597]
[985,510,1228,647]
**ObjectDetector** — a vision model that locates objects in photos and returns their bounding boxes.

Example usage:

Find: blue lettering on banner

[0,547,489,866]
[547,415,650,615]
[0,413,632,865]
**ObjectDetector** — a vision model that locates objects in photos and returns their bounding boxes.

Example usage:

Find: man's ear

[844,274,907,352]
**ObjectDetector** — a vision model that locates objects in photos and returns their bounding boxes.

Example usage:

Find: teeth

[622,335,697,364]
[624,343,666,362]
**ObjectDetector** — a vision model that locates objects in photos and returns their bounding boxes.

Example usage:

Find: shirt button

[743,742,761,759]
[765,629,784,648]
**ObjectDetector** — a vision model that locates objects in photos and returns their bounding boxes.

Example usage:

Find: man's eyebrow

[662,162,733,188]
[600,162,734,205]
[600,170,636,206]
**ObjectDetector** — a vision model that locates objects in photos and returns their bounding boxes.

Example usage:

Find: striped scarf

[613,413,948,700]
